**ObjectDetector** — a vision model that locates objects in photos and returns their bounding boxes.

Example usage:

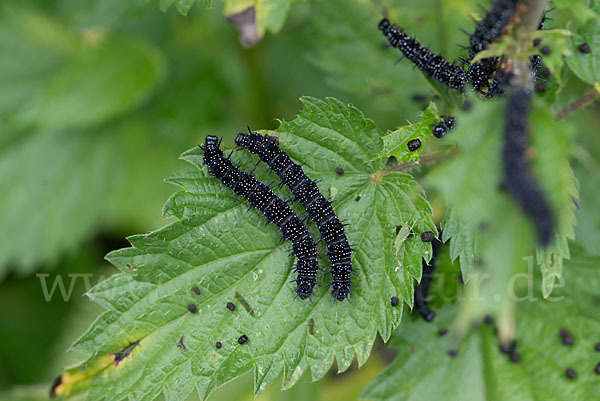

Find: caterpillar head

[378,18,391,32]
[204,135,220,148]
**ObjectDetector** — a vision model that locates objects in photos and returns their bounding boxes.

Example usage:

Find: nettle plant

[53,0,600,400]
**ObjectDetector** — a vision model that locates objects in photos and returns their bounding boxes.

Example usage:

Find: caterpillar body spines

[468,0,520,60]
[381,2,551,96]
[202,135,319,299]
[235,132,355,302]
[379,18,467,91]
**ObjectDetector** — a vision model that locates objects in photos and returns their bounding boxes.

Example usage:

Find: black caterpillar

[380,2,549,97]
[468,2,552,96]
[201,136,319,299]
[464,0,520,94]
[467,0,520,60]
[502,89,554,244]
[414,233,441,321]
[235,132,354,302]
[378,17,496,94]
[379,18,467,91]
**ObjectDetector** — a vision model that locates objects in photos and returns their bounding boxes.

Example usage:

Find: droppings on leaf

[177,335,187,351]
[112,341,140,367]
[559,329,574,346]
[420,231,435,242]
[226,302,236,312]
[578,42,591,54]
[192,287,201,295]
[407,139,422,152]
[188,304,197,314]
[238,335,249,344]
[565,368,577,380]
[499,339,520,364]
[390,296,399,307]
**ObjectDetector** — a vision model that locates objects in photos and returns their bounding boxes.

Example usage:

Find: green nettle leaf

[19,38,165,131]
[0,6,76,118]
[362,249,600,401]
[377,102,440,163]
[553,0,600,23]
[428,97,577,299]
[441,207,477,280]
[531,29,572,84]
[57,97,436,400]
[574,149,600,257]
[565,0,600,85]
[529,107,578,298]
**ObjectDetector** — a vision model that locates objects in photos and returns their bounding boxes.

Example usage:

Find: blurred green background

[1,0,600,400]
[0,0,400,398]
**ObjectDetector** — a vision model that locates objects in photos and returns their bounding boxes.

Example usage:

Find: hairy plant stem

[557,89,600,120]
[512,0,550,89]
[384,150,458,174]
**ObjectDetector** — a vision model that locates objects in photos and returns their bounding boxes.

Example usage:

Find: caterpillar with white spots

[235,131,355,302]
[378,18,467,91]
[201,135,319,299]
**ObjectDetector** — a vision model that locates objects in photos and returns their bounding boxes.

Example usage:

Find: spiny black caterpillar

[235,131,355,302]
[378,18,467,91]
[201,136,319,299]
[380,1,550,96]
[468,0,521,59]
[502,89,554,244]
[378,16,494,94]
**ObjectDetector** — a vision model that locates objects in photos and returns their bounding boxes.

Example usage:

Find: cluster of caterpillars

[201,132,357,302]
[379,1,561,246]
[235,132,356,302]
[379,1,548,97]
[202,135,322,300]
